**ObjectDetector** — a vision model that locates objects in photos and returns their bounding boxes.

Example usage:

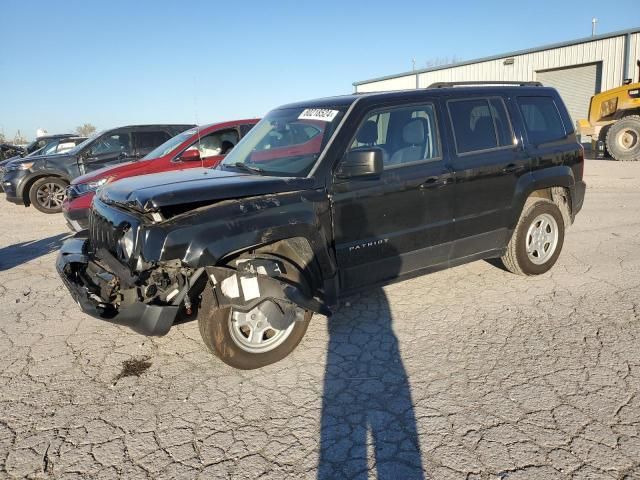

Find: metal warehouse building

[353,27,640,124]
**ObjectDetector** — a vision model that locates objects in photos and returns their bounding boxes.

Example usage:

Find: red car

[63,119,258,231]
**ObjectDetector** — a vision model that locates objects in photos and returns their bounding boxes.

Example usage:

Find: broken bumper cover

[56,234,178,336]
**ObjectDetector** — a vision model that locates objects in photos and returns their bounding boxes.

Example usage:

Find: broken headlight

[119,226,135,260]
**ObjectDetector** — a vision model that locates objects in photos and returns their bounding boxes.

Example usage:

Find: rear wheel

[501,199,565,275]
[605,115,640,161]
[198,291,311,370]
[29,177,68,213]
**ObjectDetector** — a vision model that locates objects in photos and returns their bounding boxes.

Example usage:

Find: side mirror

[180,147,201,162]
[336,148,384,178]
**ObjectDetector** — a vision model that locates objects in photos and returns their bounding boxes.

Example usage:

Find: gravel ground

[0,160,639,479]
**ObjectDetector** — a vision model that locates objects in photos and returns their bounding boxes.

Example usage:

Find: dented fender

[140,189,337,281]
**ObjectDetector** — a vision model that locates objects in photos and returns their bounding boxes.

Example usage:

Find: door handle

[420,176,451,189]
[502,163,523,174]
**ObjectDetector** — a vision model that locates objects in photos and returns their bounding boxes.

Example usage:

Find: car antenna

[193,76,204,171]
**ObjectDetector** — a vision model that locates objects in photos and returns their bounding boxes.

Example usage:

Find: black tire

[29,177,68,214]
[197,287,311,370]
[605,115,640,162]
[501,199,565,276]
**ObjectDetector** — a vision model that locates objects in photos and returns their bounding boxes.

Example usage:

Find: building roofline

[353,26,640,86]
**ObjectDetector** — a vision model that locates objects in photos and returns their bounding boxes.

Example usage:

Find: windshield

[220,107,345,176]
[27,146,45,157]
[66,130,102,155]
[142,128,197,160]
[25,140,40,153]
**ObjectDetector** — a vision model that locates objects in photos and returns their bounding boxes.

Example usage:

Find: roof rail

[428,81,543,88]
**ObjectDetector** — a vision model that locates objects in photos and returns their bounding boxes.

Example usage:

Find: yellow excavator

[578,66,640,161]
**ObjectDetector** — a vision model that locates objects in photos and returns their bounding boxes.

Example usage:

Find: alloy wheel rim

[525,213,559,265]
[36,183,65,209]
[228,303,296,354]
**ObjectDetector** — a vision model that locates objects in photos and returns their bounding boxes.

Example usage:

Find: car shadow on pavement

[318,201,424,479]
[484,257,509,272]
[0,233,70,271]
[318,289,425,479]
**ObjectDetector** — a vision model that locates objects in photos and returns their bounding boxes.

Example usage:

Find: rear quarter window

[134,131,171,154]
[517,96,567,145]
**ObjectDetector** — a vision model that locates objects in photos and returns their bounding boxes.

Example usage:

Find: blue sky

[0,0,637,140]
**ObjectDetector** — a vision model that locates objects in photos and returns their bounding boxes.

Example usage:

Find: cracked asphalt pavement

[1,160,639,479]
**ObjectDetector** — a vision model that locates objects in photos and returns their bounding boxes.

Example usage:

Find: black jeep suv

[3,124,193,213]
[57,82,586,369]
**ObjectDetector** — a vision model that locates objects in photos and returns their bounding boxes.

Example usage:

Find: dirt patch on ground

[112,356,152,384]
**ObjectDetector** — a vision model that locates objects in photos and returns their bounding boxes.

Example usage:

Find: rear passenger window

[448,98,513,154]
[517,96,566,144]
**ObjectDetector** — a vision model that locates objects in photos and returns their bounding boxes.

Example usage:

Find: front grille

[89,209,116,255]
[88,198,139,262]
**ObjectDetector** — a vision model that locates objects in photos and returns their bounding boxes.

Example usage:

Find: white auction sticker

[298,108,339,122]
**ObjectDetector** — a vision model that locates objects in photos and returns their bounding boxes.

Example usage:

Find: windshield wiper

[232,162,265,176]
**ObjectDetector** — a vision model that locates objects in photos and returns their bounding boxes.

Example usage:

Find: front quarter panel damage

[140,189,337,282]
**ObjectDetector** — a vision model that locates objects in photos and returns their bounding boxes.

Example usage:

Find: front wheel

[501,199,565,275]
[29,177,68,213]
[198,288,311,369]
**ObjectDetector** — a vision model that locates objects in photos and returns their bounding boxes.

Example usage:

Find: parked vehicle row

[55,82,586,370]
[1,133,78,160]
[0,143,26,161]
[0,136,87,192]
[63,119,258,230]
[2,125,192,213]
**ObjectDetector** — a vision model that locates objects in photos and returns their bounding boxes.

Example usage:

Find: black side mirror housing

[336,148,384,179]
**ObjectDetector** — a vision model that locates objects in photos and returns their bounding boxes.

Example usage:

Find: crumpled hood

[98,167,315,212]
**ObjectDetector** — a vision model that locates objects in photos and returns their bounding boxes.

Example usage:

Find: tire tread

[605,115,640,162]
[501,198,553,276]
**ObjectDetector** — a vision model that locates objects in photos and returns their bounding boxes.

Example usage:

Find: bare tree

[0,132,5,144]
[76,123,97,137]
[424,56,461,68]
[13,130,27,145]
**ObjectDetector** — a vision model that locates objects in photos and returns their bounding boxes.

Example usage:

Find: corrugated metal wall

[536,63,602,122]
[630,32,640,81]
[355,33,640,93]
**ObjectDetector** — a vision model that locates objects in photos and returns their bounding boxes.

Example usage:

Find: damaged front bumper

[56,233,180,336]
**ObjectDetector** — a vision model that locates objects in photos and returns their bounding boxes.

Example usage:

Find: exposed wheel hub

[618,128,638,151]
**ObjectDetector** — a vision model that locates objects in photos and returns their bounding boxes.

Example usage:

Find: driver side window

[349,104,440,169]
[191,129,239,158]
[88,133,131,157]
